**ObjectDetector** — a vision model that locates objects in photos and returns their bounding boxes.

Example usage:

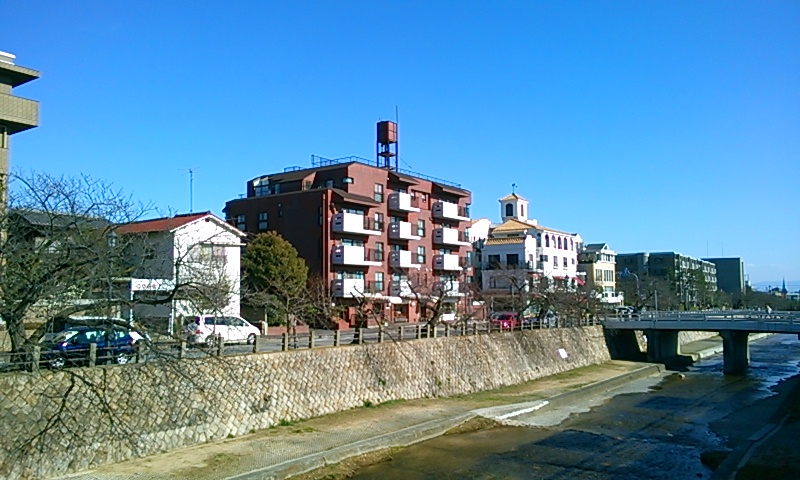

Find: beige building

[578,243,623,307]
[0,51,39,199]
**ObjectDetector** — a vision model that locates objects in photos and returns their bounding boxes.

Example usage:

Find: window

[344,238,365,247]
[540,254,549,262]
[558,237,562,249]
[520,204,525,218]
[325,179,334,188]
[344,207,365,215]
[391,244,401,252]
[563,257,568,268]
[488,254,501,268]
[374,272,384,292]
[553,256,558,268]
[417,219,425,237]
[235,214,246,230]
[505,203,514,217]
[545,235,550,248]
[506,254,519,266]
[342,177,354,184]
[375,242,384,261]
[252,177,270,197]
[374,212,384,230]
[258,212,268,231]
[374,183,384,202]
[416,246,426,264]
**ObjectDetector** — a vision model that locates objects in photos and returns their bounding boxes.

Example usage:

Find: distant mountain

[751,280,800,292]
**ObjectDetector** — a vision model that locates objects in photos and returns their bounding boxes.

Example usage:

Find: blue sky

[2,1,798,286]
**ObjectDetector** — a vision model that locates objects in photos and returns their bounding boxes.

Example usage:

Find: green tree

[241,231,309,327]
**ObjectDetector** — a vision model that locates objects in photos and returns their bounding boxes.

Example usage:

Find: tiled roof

[491,218,533,232]
[485,237,525,245]
[116,212,211,234]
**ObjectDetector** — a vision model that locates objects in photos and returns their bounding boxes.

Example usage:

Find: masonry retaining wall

[0,326,614,479]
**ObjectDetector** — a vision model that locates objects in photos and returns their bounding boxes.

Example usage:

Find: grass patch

[278,419,295,427]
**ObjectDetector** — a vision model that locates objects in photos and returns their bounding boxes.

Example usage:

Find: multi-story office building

[578,243,623,306]
[616,251,717,307]
[703,257,745,295]
[224,123,472,325]
[0,51,39,200]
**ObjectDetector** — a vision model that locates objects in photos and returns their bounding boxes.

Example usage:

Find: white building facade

[477,192,583,292]
[118,212,245,333]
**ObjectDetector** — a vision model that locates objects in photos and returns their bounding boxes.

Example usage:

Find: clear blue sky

[2,1,798,286]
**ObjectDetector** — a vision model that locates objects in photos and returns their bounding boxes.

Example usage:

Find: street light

[620,268,640,309]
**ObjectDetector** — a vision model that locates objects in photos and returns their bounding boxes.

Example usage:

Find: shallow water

[351,334,800,480]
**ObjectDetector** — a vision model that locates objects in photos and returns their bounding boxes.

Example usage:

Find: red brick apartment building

[224,134,473,326]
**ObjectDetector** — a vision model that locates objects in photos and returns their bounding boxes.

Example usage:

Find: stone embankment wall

[0,326,611,479]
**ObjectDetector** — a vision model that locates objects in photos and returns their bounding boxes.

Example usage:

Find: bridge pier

[644,330,680,365]
[722,331,750,375]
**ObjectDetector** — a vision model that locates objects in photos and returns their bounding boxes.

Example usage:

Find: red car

[490,312,520,330]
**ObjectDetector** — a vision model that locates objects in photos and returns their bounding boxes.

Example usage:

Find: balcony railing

[433,253,462,271]
[332,212,382,236]
[389,280,414,297]
[483,261,537,271]
[389,221,421,241]
[388,192,421,212]
[389,250,420,269]
[433,227,470,246]
[331,278,364,298]
[332,245,383,266]
[432,201,470,222]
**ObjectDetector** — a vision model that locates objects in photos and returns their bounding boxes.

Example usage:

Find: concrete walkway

[57,337,731,480]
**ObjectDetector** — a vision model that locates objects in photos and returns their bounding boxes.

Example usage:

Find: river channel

[349,334,800,480]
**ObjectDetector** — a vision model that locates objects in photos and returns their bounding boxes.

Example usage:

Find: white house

[117,212,245,333]
[477,192,583,291]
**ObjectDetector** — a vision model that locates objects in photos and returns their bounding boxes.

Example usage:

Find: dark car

[41,326,138,369]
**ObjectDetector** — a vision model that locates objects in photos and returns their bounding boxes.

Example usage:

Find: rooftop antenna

[185,168,197,213]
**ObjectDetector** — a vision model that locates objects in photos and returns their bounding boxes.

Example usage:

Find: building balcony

[0,93,39,133]
[433,227,470,246]
[433,253,462,271]
[436,280,463,297]
[332,212,382,236]
[432,201,470,222]
[389,280,414,298]
[483,261,537,271]
[332,245,383,267]
[331,278,364,298]
[388,192,421,212]
[389,250,420,269]
[389,221,421,241]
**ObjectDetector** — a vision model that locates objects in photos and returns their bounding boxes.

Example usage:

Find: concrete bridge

[602,310,800,374]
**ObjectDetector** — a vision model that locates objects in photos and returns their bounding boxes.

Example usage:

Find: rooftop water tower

[376,120,398,170]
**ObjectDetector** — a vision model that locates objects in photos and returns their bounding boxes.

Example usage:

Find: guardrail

[0,317,602,373]
[603,310,800,323]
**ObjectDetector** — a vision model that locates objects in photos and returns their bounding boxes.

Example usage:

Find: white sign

[557,348,568,359]
[130,278,176,292]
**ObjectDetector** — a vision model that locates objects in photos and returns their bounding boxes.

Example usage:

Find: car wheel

[247,333,256,345]
[205,335,218,348]
[49,356,66,369]
[114,353,132,365]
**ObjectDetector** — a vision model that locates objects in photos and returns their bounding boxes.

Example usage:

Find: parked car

[183,315,260,346]
[42,316,148,344]
[40,326,139,369]
[490,312,520,330]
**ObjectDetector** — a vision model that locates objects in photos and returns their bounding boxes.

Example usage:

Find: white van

[183,315,260,346]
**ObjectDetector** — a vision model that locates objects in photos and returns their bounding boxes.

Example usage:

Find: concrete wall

[0,326,609,479]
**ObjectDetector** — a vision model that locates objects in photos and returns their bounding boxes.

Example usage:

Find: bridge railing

[603,310,800,324]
